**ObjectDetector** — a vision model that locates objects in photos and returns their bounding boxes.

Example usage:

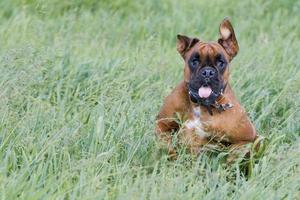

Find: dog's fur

[155,18,257,158]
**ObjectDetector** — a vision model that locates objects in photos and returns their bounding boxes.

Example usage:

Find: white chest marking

[185,107,211,138]
[185,118,202,129]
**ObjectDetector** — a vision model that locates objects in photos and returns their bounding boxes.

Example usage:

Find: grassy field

[0,0,299,199]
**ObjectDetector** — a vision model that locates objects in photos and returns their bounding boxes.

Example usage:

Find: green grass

[0,0,299,199]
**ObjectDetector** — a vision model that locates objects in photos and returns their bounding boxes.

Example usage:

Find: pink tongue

[198,86,212,98]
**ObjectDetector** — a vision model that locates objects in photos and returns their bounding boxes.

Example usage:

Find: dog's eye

[191,59,199,67]
[190,58,200,69]
[216,54,227,69]
[216,60,226,69]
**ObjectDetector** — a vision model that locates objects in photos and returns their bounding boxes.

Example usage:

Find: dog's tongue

[198,86,212,98]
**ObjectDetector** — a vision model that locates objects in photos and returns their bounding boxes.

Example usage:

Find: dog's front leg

[155,118,179,160]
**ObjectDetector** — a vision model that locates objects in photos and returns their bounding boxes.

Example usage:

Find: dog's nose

[201,68,215,78]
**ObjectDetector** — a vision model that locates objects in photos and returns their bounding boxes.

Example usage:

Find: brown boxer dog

[156,18,260,159]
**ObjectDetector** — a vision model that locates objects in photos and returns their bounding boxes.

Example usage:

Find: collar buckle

[214,102,233,113]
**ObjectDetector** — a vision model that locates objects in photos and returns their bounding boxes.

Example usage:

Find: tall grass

[0,0,299,199]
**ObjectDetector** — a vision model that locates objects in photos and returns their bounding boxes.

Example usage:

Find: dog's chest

[184,107,211,138]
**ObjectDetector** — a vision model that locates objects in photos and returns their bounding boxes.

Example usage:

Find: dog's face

[177,19,239,104]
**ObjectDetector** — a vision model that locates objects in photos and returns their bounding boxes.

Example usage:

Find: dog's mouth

[189,84,213,100]
[188,82,231,115]
[188,83,220,105]
[198,86,212,98]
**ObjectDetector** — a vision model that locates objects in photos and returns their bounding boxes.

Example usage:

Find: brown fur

[155,19,257,158]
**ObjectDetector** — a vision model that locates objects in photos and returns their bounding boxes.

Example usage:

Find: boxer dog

[156,18,261,159]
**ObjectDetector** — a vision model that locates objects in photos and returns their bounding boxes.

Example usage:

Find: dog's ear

[218,18,239,60]
[177,34,199,58]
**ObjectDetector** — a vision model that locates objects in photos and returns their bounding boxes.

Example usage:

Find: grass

[0,0,299,199]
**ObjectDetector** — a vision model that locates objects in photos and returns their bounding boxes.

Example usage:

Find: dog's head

[177,18,239,105]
